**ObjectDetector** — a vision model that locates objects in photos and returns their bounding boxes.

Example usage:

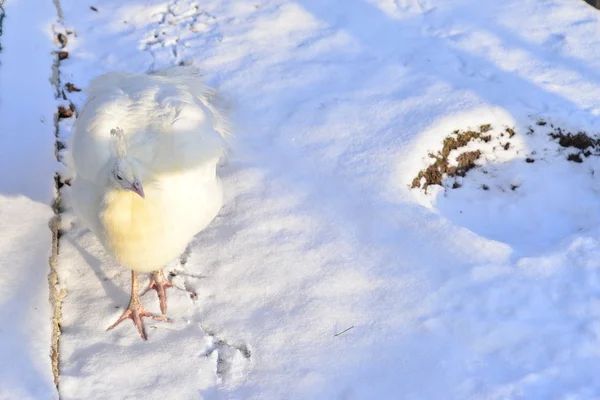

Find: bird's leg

[107,271,169,340]
[143,269,173,314]
[143,269,196,314]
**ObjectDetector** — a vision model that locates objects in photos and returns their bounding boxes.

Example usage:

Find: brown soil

[480,124,492,133]
[56,33,67,48]
[549,130,597,150]
[411,124,497,190]
[412,118,600,193]
[65,82,81,92]
[57,104,75,119]
[455,150,481,177]
[548,127,600,162]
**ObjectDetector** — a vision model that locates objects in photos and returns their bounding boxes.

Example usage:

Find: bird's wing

[71,69,230,181]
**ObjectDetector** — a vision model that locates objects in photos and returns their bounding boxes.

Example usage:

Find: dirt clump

[455,151,481,177]
[549,129,598,150]
[56,33,68,48]
[65,82,81,93]
[57,104,75,119]
[549,127,600,162]
[412,118,600,194]
[412,124,495,190]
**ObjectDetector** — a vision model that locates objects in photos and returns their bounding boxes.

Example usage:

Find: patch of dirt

[549,127,600,162]
[64,82,81,92]
[549,129,598,150]
[480,124,492,133]
[455,150,481,177]
[57,103,75,119]
[412,118,600,193]
[411,124,499,190]
[56,33,67,48]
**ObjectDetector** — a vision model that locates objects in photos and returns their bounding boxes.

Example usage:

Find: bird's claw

[143,277,173,315]
[143,270,196,314]
[107,304,170,341]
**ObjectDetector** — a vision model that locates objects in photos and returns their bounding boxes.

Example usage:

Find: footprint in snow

[544,33,566,52]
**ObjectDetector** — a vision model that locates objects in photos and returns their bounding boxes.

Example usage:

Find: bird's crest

[110,127,127,159]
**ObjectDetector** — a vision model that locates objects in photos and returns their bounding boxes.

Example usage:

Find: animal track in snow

[393,0,436,14]
[203,329,252,386]
[142,0,221,70]
[544,33,566,52]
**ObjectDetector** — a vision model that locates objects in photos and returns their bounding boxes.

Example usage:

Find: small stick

[334,326,354,337]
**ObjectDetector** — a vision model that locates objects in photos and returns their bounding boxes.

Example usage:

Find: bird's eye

[116,174,123,181]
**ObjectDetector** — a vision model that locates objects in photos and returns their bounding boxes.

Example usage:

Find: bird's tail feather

[154,66,233,144]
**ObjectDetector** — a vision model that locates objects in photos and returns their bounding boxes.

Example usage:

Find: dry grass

[411,124,495,190]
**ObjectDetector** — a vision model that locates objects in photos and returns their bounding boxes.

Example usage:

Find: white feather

[70,67,228,272]
[72,67,230,181]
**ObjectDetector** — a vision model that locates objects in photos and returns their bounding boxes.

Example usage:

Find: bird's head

[110,159,145,199]
[109,127,145,199]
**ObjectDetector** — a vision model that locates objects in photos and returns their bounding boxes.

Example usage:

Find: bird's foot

[143,270,196,314]
[106,302,170,341]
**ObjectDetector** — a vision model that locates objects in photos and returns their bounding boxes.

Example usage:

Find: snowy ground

[6,0,600,398]
[0,0,60,398]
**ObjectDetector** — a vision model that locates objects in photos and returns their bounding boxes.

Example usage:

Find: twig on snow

[334,326,354,337]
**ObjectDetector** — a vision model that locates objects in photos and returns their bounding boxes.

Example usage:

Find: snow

[0,0,60,398]
[6,0,600,398]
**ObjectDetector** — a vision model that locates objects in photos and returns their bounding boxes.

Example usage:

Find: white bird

[70,66,230,340]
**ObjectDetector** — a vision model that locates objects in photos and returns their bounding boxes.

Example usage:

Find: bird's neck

[102,189,148,237]
[102,188,144,220]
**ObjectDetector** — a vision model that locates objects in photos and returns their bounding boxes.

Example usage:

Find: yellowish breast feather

[101,189,168,272]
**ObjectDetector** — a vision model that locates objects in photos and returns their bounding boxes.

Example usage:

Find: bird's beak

[130,180,145,199]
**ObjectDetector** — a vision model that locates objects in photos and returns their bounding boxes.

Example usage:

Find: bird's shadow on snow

[64,232,128,300]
